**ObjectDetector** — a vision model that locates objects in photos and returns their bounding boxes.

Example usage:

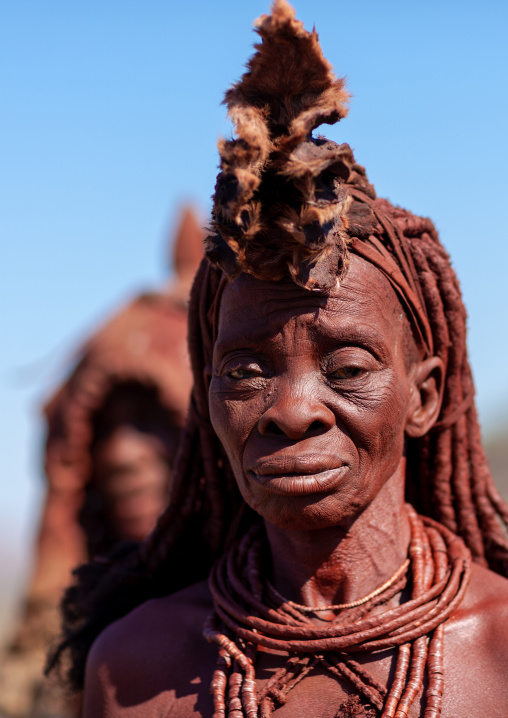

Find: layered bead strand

[203,506,471,717]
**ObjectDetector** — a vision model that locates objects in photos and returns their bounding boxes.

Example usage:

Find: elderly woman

[52,3,508,717]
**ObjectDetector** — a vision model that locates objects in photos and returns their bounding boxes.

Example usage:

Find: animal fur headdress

[205,0,377,293]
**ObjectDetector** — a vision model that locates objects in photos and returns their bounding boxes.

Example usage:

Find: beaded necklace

[203,505,471,718]
[265,558,410,615]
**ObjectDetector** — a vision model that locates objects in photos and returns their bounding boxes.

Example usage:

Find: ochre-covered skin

[0,207,204,718]
[49,2,508,715]
[82,258,508,717]
[83,571,508,717]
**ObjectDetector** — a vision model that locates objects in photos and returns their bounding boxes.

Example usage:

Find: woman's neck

[264,468,411,610]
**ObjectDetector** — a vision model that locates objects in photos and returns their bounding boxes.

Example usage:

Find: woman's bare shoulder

[88,579,214,663]
[83,580,216,717]
[442,563,508,716]
[445,562,508,658]
[449,562,508,624]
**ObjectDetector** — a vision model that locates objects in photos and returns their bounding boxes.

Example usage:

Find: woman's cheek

[209,384,256,457]
[334,377,408,459]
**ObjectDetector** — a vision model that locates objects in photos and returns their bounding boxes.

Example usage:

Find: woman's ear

[405,356,445,438]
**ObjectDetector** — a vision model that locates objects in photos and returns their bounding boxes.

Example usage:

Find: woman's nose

[257,377,335,440]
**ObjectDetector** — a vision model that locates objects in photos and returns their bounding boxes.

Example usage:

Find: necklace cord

[265,558,410,613]
[204,506,471,718]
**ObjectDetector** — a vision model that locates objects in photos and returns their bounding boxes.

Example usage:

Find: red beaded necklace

[265,558,410,615]
[204,505,471,718]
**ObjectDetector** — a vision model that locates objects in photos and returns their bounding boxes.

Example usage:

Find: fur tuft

[335,695,377,718]
[229,0,349,142]
[205,0,367,293]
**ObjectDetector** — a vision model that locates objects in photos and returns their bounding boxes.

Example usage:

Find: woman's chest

[253,650,415,718]
[160,640,503,718]
[167,649,421,718]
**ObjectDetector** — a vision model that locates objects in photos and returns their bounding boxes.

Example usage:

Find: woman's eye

[227,366,260,380]
[330,366,366,380]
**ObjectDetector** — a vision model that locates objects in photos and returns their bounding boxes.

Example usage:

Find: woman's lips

[246,455,348,496]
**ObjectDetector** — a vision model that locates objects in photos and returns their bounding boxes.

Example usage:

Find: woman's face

[92,425,176,542]
[209,255,426,531]
[89,388,181,546]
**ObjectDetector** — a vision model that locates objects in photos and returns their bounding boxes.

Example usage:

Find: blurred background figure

[0,206,204,718]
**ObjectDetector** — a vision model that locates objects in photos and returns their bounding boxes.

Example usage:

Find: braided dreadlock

[50,213,508,691]
[49,0,508,710]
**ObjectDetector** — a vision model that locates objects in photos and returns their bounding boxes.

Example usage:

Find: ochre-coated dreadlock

[49,1,508,715]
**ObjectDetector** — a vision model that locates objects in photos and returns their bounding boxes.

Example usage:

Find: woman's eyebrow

[213,331,273,357]
[306,314,393,356]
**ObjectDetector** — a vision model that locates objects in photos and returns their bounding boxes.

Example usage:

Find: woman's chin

[245,489,364,532]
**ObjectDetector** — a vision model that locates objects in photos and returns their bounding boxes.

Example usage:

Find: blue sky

[1,0,507,614]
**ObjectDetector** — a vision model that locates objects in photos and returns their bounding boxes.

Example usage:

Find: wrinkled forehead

[216,255,409,346]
